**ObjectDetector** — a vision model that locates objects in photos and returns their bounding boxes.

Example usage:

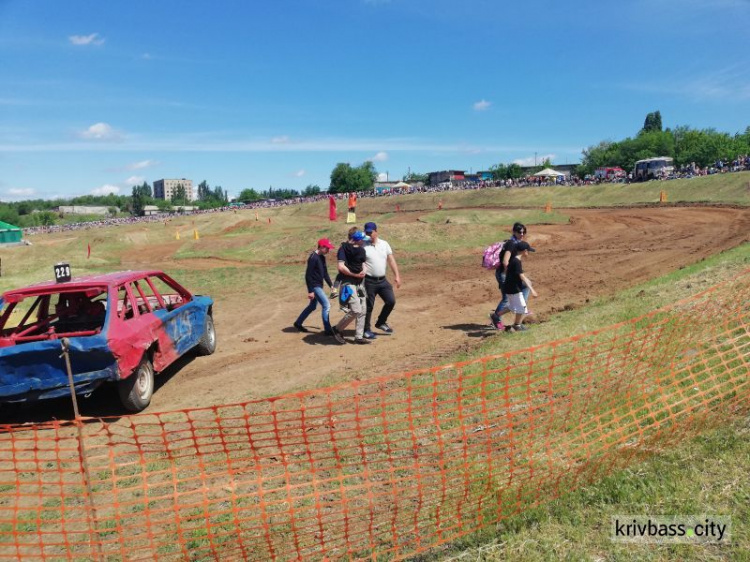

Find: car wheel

[118,357,154,412]
[196,314,216,356]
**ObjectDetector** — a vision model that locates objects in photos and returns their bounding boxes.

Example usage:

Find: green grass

[359,171,750,214]
[399,241,750,560]
[2,172,747,299]
[1,172,748,560]
[423,418,750,561]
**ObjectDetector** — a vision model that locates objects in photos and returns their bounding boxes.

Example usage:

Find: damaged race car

[0,269,215,412]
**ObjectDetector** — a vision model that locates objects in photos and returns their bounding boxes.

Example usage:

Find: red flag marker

[328,195,337,221]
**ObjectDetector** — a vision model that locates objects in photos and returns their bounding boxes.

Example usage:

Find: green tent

[0,221,22,244]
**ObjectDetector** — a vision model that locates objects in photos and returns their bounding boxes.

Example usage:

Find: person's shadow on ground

[442,323,497,338]
[301,332,344,346]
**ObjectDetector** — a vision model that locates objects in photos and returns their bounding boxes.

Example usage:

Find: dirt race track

[6,206,750,420]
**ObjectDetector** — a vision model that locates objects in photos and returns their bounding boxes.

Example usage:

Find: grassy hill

[1,171,748,560]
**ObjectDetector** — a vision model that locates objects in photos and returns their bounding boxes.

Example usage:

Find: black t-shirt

[337,242,366,284]
[498,236,520,274]
[503,256,524,294]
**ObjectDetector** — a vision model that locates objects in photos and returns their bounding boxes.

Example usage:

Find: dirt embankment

[6,206,749,421]
[137,206,748,412]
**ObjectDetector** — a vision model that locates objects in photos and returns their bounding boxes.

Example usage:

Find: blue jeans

[295,286,332,332]
[494,271,530,316]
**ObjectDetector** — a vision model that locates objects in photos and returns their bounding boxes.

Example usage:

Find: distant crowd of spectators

[23,155,750,236]
[663,156,750,180]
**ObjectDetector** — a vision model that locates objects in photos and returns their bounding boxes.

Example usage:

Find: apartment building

[153,179,194,201]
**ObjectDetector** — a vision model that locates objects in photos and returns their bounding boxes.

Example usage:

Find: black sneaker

[331,326,346,344]
[354,338,371,345]
[293,322,309,333]
[512,324,528,332]
[363,330,377,340]
[375,323,393,333]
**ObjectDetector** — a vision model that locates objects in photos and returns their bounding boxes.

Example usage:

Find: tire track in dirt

[150,206,750,411]
[16,206,749,417]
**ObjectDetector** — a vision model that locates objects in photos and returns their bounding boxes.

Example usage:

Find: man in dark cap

[362,221,401,339]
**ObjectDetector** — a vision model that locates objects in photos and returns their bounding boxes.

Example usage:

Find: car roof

[2,270,165,299]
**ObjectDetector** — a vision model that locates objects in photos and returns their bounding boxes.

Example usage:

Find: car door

[106,283,159,380]
[143,274,199,360]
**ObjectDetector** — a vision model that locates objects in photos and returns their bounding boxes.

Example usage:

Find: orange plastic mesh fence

[1,271,749,561]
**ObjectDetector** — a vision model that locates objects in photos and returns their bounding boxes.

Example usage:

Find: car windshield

[0,288,108,343]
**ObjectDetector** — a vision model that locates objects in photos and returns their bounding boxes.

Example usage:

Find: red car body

[0,270,215,411]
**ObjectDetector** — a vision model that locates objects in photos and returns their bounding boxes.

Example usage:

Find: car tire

[118,357,154,412]
[195,314,216,356]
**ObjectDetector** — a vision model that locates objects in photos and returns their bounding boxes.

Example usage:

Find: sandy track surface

[145,206,750,411]
[4,206,749,421]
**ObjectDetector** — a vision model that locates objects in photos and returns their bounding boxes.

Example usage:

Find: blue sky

[1,0,749,201]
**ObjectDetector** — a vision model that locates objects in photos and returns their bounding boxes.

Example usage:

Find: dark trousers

[364,277,395,331]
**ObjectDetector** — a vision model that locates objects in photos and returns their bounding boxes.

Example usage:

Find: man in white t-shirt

[362,221,401,339]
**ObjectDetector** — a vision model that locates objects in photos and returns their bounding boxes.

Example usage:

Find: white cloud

[513,154,557,167]
[271,135,290,144]
[91,184,120,195]
[78,122,122,141]
[368,151,389,162]
[126,176,145,186]
[126,159,158,170]
[473,99,492,111]
[377,173,389,182]
[7,187,35,197]
[1,133,580,155]
[69,33,105,46]
[294,169,306,177]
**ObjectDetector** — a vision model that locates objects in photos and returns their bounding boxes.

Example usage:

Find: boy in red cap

[293,238,336,335]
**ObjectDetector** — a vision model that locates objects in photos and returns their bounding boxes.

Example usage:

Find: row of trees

[236,160,379,200]
[0,192,131,228]
[5,113,749,227]
[328,162,379,193]
[236,184,322,204]
[579,113,750,176]
[131,180,230,215]
[482,112,750,180]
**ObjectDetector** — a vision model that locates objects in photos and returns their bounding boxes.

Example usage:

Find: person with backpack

[331,229,370,344]
[488,222,530,330]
